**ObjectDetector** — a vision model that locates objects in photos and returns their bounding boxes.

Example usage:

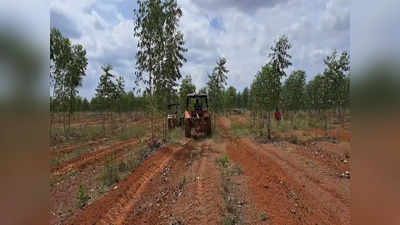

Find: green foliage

[260,212,269,221]
[167,127,184,143]
[281,70,306,112]
[208,57,229,112]
[134,0,187,142]
[101,155,119,186]
[217,155,230,168]
[179,74,196,111]
[269,34,292,79]
[198,87,207,94]
[224,86,237,111]
[118,124,147,141]
[77,184,90,209]
[241,87,249,108]
[252,63,279,111]
[323,50,350,111]
[223,216,238,225]
[50,28,88,130]
[306,74,331,111]
[133,0,186,100]
[96,65,118,110]
[248,35,292,114]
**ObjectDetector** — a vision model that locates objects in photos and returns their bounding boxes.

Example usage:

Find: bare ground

[52,115,350,225]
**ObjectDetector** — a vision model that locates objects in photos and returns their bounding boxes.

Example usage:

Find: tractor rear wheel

[206,117,212,136]
[184,119,191,138]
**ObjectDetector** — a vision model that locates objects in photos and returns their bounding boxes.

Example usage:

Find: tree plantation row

[50,0,350,141]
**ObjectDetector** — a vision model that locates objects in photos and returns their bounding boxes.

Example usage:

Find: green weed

[77,184,90,209]
[217,155,230,168]
[260,212,269,221]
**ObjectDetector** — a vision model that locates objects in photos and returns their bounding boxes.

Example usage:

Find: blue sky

[50,0,350,99]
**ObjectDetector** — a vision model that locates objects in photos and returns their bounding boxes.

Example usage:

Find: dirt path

[168,141,224,225]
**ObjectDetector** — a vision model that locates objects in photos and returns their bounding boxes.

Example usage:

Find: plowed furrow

[51,139,141,176]
[66,141,190,225]
[227,138,345,225]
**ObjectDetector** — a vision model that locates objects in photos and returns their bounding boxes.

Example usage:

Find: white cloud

[50,0,349,98]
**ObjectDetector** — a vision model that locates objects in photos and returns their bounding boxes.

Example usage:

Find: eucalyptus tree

[179,74,196,112]
[306,74,331,133]
[254,35,292,138]
[282,70,306,124]
[95,64,117,134]
[65,44,88,129]
[207,57,229,113]
[323,50,350,119]
[50,28,71,133]
[134,0,187,144]
[50,28,87,134]
[268,35,292,109]
[114,76,126,117]
[224,86,237,112]
[199,87,207,95]
[241,87,249,109]
[252,63,278,138]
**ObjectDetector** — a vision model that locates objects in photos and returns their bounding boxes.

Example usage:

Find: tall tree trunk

[50,112,53,141]
[293,111,297,129]
[69,91,73,131]
[324,111,328,137]
[103,111,106,137]
[63,110,66,135]
[163,113,166,143]
[267,111,271,140]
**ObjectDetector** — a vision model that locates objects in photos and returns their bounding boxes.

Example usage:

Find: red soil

[51,139,142,176]
[53,115,350,225]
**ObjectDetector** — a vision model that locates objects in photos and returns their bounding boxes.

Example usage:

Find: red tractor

[184,93,212,138]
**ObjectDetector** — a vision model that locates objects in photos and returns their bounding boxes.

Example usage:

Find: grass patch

[118,124,147,141]
[101,154,119,186]
[168,128,184,143]
[217,155,243,225]
[77,184,90,209]
[260,212,269,221]
[51,125,105,146]
[51,147,91,166]
[217,155,230,168]
[51,157,60,167]
[223,216,240,225]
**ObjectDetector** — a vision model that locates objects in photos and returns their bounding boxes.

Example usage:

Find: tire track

[168,141,224,225]
[194,142,223,225]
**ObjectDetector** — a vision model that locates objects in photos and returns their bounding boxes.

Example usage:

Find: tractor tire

[185,119,191,138]
[168,119,172,129]
[206,117,212,136]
